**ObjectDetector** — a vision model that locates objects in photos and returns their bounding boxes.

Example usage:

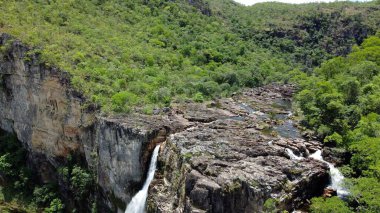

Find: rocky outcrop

[188,0,212,16]
[322,147,350,167]
[149,85,330,212]
[82,115,170,210]
[0,34,170,211]
[0,34,93,180]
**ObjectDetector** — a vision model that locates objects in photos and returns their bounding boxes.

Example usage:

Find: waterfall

[286,148,348,197]
[285,148,304,160]
[309,150,349,197]
[125,145,161,213]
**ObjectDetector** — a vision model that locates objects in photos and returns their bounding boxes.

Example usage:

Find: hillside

[0,0,378,113]
[209,0,380,67]
[293,33,380,213]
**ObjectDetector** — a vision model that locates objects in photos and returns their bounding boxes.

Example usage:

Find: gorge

[0,0,379,212]
[0,34,335,212]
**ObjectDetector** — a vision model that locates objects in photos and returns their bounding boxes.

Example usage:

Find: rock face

[82,115,169,209]
[148,85,330,213]
[0,34,91,159]
[0,34,169,211]
[0,34,95,198]
[322,147,351,167]
[0,34,331,213]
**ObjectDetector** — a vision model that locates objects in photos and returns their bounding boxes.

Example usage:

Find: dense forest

[293,34,380,213]
[0,0,380,212]
[0,0,379,114]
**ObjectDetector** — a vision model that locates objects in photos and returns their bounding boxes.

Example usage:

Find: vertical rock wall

[0,34,168,211]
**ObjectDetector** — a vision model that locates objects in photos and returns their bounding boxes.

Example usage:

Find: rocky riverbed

[147,84,330,213]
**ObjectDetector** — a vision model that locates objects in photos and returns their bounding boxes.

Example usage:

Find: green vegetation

[61,165,94,201]
[310,197,352,213]
[294,34,380,145]
[0,0,283,112]
[57,162,96,212]
[263,198,279,213]
[209,0,380,70]
[296,34,380,212]
[0,0,378,113]
[0,130,61,212]
[0,130,95,212]
[45,198,64,213]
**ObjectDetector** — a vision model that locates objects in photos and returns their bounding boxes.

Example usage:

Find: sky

[234,0,370,5]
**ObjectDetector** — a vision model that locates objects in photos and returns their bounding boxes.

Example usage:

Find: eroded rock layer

[0,34,169,211]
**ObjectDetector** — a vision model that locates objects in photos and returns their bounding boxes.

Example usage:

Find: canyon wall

[0,34,167,211]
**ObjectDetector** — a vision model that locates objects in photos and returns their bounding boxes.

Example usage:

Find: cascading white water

[125,145,160,213]
[309,150,349,197]
[286,148,304,160]
[286,148,349,197]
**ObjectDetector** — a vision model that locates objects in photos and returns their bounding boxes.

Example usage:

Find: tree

[33,185,58,206]
[348,178,380,212]
[263,198,279,213]
[70,166,93,200]
[310,197,352,213]
[45,198,65,213]
[349,61,379,84]
[0,154,12,176]
[350,137,380,177]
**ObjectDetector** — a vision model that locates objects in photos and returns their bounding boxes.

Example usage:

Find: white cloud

[234,0,369,5]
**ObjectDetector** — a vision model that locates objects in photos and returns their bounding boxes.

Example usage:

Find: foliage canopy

[0,0,378,113]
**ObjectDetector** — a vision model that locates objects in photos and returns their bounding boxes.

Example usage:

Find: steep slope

[0,34,170,212]
[0,0,378,113]
[0,0,285,113]
[209,0,380,68]
[293,34,380,212]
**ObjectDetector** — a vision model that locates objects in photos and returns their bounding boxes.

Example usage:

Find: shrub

[348,177,380,212]
[45,198,64,213]
[263,198,278,213]
[33,185,58,206]
[0,154,12,176]
[111,91,138,112]
[193,92,204,103]
[310,197,352,213]
[70,166,93,200]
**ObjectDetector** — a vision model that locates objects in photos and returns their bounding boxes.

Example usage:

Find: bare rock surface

[149,84,330,213]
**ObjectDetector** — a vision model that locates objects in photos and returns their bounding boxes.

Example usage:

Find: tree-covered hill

[209,0,380,68]
[0,0,379,114]
[292,32,380,213]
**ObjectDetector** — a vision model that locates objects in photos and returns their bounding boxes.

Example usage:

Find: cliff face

[0,34,168,211]
[0,34,94,189]
[82,116,169,209]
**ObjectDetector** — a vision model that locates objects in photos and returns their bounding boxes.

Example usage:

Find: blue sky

[234,0,371,5]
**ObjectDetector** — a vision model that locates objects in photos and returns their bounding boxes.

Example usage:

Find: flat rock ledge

[147,84,330,213]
